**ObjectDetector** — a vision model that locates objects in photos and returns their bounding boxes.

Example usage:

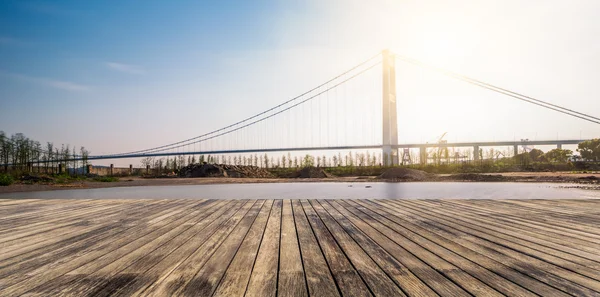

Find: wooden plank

[323,199,463,297]
[211,200,274,297]
[346,199,536,297]
[48,200,230,296]
[0,200,172,276]
[0,202,133,244]
[385,200,600,297]
[138,200,257,297]
[245,199,282,297]
[300,200,372,297]
[309,200,407,296]
[0,200,203,296]
[0,200,168,259]
[0,199,101,222]
[359,199,570,297]
[107,200,244,296]
[278,199,309,297]
[0,200,121,238]
[0,200,88,223]
[174,200,266,296]
[447,200,600,245]
[0,198,598,297]
[414,200,600,268]
[0,199,42,206]
[290,200,340,297]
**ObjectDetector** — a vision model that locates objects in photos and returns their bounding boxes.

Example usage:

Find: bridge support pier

[514,145,519,156]
[473,145,480,161]
[557,144,562,149]
[110,164,114,176]
[382,50,399,166]
[419,146,427,165]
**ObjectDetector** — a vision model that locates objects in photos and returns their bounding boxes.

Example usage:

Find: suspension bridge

[2,50,599,167]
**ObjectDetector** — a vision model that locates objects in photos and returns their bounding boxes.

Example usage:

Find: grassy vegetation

[53,174,87,184]
[92,176,120,182]
[0,173,14,186]
[268,159,599,178]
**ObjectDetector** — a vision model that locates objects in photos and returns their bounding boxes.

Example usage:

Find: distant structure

[382,49,399,165]
[401,148,412,165]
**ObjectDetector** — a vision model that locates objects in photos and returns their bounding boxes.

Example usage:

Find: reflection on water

[0,182,598,200]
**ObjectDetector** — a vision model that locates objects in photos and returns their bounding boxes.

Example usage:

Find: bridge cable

[90,61,382,158]
[393,53,600,125]
[106,52,382,157]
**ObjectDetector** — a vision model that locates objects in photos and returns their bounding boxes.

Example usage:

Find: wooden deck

[0,198,599,296]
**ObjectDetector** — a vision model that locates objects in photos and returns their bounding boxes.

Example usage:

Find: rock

[178,163,274,178]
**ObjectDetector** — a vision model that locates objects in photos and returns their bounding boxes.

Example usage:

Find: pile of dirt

[296,167,334,178]
[178,163,274,178]
[378,168,430,181]
[447,173,507,182]
[19,174,54,183]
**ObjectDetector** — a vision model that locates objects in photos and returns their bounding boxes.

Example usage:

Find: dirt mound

[179,163,274,178]
[448,173,507,182]
[296,167,334,178]
[578,175,599,181]
[20,174,54,183]
[379,168,429,181]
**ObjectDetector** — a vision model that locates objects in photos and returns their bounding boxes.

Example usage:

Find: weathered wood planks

[0,198,598,296]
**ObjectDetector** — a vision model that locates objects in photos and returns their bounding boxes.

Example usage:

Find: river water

[0,182,598,200]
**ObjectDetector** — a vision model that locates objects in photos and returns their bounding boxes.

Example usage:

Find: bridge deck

[0,198,599,296]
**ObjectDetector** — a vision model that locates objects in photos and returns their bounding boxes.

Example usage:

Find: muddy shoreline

[0,172,598,194]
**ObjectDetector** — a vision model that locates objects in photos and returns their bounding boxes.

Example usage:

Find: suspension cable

[107,52,383,157]
[393,53,600,125]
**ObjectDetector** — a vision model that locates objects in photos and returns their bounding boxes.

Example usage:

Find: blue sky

[1,0,599,165]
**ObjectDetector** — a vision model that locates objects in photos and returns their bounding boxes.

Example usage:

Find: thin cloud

[1,71,90,91]
[106,62,145,75]
[42,79,90,91]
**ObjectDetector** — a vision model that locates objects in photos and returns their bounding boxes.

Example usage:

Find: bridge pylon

[382,49,399,165]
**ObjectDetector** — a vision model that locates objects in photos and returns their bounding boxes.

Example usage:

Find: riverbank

[0,171,598,194]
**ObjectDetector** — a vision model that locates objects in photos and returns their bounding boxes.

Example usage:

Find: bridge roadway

[1,198,599,296]
[84,139,585,161]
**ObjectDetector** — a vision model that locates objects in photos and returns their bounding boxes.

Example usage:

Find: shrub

[0,174,14,186]
[93,176,119,182]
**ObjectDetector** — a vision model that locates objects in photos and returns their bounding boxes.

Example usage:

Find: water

[0,182,598,200]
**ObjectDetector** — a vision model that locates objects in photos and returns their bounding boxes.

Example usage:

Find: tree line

[140,139,600,173]
[0,131,90,174]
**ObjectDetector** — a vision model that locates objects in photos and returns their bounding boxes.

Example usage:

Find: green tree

[302,154,314,167]
[577,139,600,161]
[543,148,572,163]
[528,149,544,162]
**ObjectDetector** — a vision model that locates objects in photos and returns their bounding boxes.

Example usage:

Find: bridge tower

[382,49,399,165]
